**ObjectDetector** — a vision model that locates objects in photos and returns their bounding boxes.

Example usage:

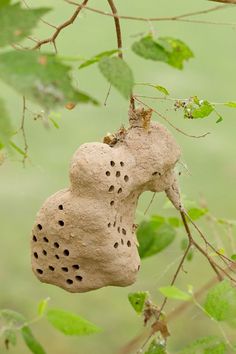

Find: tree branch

[32,0,89,50]
[65,1,236,26]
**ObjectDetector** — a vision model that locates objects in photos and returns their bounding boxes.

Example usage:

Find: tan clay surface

[31,108,182,293]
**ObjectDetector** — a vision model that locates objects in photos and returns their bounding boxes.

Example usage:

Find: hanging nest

[31,108,182,293]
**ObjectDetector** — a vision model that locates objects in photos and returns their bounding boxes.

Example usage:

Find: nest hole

[113,221,116,227]
[124,175,129,182]
[49,266,54,271]
[118,188,122,194]
[110,201,114,206]
[114,242,119,248]
[43,237,49,243]
[106,171,111,176]
[55,255,60,259]
[37,224,42,230]
[116,171,121,177]
[72,264,80,270]
[66,279,73,285]
[75,275,83,282]
[36,269,43,274]
[127,240,131,247]
[117,226,120,233]
[62,267,68,272]
[42,250,47,256]
[120,161,124,167]
[109,185,114,192]
[110,161,115,167]
[58,220,64,227]
[58,204,63,210]
[33,235,37,242]
[122,228,126,235]
[33,252,38,259]
[107,222,111,228]
[63,249,70,256]
[54,242,59,248]
[121,239,124,245]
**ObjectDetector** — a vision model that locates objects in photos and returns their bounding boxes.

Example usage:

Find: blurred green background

[1,0,236,353]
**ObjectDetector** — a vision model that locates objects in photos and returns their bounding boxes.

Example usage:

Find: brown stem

[20,96,28,166]
[66,1,231,23]
[32,0,89,50]
[106,0,135,110]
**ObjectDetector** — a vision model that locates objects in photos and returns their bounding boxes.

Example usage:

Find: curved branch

[32,0,89,50]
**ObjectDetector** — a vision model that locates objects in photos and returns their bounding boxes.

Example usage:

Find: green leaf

[128,291,149,315]
[0,51,98,109]
[145,341,167,354]
[99,57,134,99]
[158,37,194,70]
[167,217,182,228]
[192,100,214,119]
[0,3,50,47]
[79,49,119,69]
[37,298,49,317]
[4,329,17,347]
[231,255,236,261]
[154,85,169,96]
[137,219,176,259]
[46,309,101,336]
[225,102,236,108]
[0,98,13,149]
[187,207,208,220]
[179,336,226,354]
[132,36,169,62]
[159,286,192,301]
[21,327,46,354]
[132,35,193,70]
[204,280,236,321]
[0,0,10,9]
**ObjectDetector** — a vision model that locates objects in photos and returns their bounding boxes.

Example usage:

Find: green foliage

[21,327,46,354]
[132,35,193,69]
[0,98,13,149]
[178,336,226,354]
[159,286,192,301]
[187,207,208,220]
[79,49,119,69]
[132,36,169,62]
[180,239,194,261]
[145,341,167,354]
[158,37,194,70]
[137,217,176,259]
[46,309,101,336]
[0,51,98,109]
[128,291,149,314]
[224,102,236,108]
[0,2,50,48]
[99,57,134,99]
[204,280,236,322]
[37,298,49,317]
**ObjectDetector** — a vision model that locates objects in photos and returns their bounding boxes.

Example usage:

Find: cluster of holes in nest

[107,222,131,249]
[106,161,129,207]
[36,264,83,285]
[34,204,83,285]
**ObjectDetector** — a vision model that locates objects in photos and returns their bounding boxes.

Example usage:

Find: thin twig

[134,97,210,139]
[144,193,156,215]
[65,1,234,25]
[20,96,28,166]
[21,0,57,29]
[32,0,89,50]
